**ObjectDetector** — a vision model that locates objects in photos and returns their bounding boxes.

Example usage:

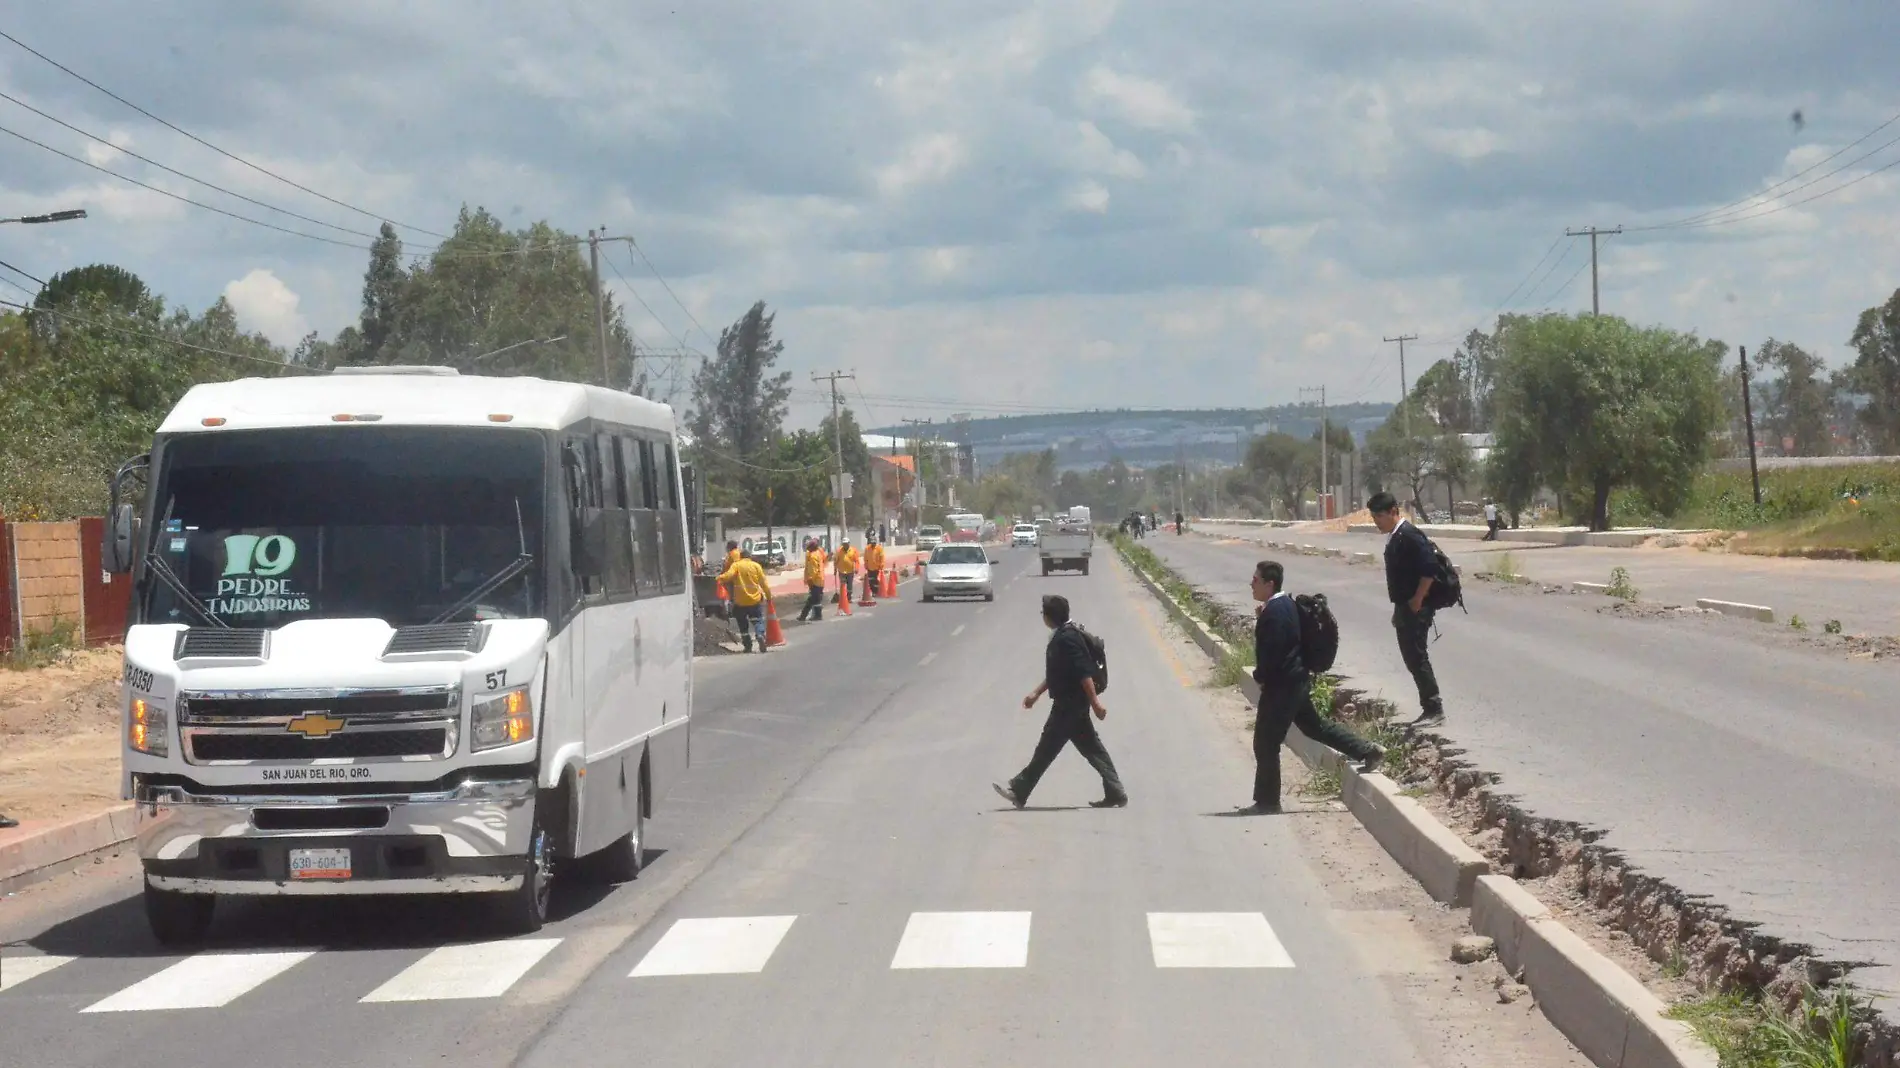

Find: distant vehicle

[741,534,788,569]
[1011,523,1039,548]
[1067,505,1092,527]
[921,544,995,602]
[915,525,945,550]
[1040,524,1094,575]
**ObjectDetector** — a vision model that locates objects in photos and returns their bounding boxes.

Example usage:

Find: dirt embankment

[0,647,125,823]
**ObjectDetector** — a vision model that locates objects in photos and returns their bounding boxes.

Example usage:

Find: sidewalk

[1198,521,1900,637]
[0,804,134,893]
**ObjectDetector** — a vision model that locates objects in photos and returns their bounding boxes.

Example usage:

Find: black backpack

[1071,622,1109,694]
[1293,593,1340,673]
[1422,539,1465,612]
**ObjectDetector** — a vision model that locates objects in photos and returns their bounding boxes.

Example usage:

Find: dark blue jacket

[1045,622,1098,708]
[1383,522,1438,605]
[1253,594,1306,690]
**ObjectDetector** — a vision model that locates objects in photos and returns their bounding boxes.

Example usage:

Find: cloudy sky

[4,1,1898,427]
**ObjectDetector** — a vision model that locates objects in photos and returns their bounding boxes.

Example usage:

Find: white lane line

[361,938,562,1002]
[951,624,966,637]
[918,652,938,667]
[631,916,798,977]
[0,954,74,992]
[1147,913,1295,968]
[83,951,315,1012]
[891,911,1031,969]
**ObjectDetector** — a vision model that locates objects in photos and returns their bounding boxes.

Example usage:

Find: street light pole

[0,209,88,225]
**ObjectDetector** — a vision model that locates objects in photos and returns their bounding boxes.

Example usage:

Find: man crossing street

[992,595,1127,810]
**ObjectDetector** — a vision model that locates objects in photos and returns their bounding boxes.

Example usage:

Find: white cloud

[1072,121,1146,178]
[1080,64,1194,131]
[1066,181,1112,213]
[875,133,966,195]
[223,269,310,346]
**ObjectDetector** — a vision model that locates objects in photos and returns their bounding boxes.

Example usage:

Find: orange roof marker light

[200,417,226,427]
[331,413,384,422]
[488,413,515,423]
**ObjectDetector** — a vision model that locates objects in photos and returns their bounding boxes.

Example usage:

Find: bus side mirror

[105,503,138,574]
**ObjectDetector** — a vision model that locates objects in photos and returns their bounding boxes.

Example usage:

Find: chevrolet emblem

[286,712,346,739]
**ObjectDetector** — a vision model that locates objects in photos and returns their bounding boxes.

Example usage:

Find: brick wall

[10,521,84,640]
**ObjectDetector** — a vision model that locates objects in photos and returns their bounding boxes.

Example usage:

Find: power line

[0,89,382,241]
[0,120,374,250]
[627,236,718,350]
[0,297,316,372]
[1633,150,1900,232]
[0,258,47,288]
[0,27,446,239]
[1636,107,1900,231]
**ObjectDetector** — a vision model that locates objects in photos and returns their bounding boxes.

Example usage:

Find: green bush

[1670,464,1900,529]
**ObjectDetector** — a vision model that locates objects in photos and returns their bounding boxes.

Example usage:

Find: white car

[915,524,945,551]
[1011,523,1039,548]
[921,544,995,602]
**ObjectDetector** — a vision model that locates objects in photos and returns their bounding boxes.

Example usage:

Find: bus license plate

[289,847,351,880]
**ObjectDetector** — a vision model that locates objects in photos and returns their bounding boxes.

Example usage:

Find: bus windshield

[141,425,547,629]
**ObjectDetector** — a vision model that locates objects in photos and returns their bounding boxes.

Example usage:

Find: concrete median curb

[1115,541,1716,1068]
[0,804,137,894]
[1573,581,1610,594]
[1473,877,1717,1068]
[1694,597,1774,623]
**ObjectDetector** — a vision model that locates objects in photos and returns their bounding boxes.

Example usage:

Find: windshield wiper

[144,495,227,629]
[428,497,534,625]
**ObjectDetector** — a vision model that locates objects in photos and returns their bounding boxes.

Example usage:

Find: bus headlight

[129,698,168,757]
[471,688,534,751]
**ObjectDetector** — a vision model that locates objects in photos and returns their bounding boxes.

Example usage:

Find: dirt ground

[0,647,124,823]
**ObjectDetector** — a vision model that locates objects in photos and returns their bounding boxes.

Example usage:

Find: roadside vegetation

[1668,982,1868,1068]
[1612,463,1900,561]
[3,618,81,671]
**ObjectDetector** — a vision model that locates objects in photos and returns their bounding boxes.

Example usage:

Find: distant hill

[871,404,1395,472]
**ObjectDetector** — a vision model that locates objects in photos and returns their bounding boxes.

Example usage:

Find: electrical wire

[0,28,446,239]
[0,90,384,242]
[0,297,316,372]
[606,247,703,356]
[627,237,718,350]
[1632,151,1900,232]
[1635,106,1900,231]
[0,258,47,288]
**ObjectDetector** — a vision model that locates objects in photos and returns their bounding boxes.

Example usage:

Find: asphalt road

[1201,520,1900,637]
[1147,527,1900,1011]
[0,545,1587,1067]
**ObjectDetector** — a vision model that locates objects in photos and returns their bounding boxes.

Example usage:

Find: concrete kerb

[0,804,138,894]
[1474,877,1716,1068]
[1573,581,1611,595]
[1695,598,1775,623]
[1114,541,1718,1068]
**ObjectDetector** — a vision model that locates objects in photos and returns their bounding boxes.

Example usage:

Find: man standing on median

[835,537,859,605]
[797,537,827,622]
[1241,560,1385,814]
[993,595,1128,810]
[1370,491,1446,725]
[717,547,770,653]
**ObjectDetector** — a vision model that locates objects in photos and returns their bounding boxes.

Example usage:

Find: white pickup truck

[1038,524,1093,575]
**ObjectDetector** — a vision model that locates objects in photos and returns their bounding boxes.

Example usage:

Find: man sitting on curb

[1240,559,1385,814]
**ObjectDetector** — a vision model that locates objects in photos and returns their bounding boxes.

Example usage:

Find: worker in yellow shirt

[863,538,887,595]
[717,547,770,653]
[836,538,860,604]
[724,540,742,569]
[797,538,828,622]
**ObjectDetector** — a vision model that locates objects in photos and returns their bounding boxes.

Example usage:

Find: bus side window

[631,437,663,597]
[660,443,686,593]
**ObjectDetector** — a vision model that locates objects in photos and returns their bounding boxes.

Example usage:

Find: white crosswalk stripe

[0,954,75,992]
[361,938,563,1003]
[890,911,1032,969]
[1147,912,1295,968]
[82,951,315,1012]
[631,916,798,977]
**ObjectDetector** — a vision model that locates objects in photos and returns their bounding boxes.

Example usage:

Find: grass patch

[1606,566,1640,601]
[1789,614,1808,632]
[1212,651,1252,689]
[1298,763,1343,800]
[1824,619,1843,635]
[1667,983,1866,1068]
[5,617,80,671]
[1616,462,1900,558]
[1488,551,1521,583]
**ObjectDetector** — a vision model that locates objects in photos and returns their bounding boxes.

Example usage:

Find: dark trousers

[799,582,824,620]
[1254,682,1382,806]
[1392,605,1443,717]
[733,603,765,650]
[1483,519,1499,541]
[839,574,855,602]
[1010,704,1126,803]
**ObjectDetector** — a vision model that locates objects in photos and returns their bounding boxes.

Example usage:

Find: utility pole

[814,369,856,546]
[901,417,934,529]
[1564,225,1622,316]
[1301,385,1330,518]
[588,228,611,387]
[1384,333,1418,441]
[1738,345,1763,506]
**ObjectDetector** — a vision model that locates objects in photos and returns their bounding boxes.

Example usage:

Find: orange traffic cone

[882,568,896,599]
[763,597,787,648]
[859,570,877,606]
[838,578,853,615]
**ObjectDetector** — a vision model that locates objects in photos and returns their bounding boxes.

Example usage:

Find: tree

[1364,413,1432,516]
[1846,288,1900,453]
[818,406,874,526]
[359,222,406,361]
[1754,339,1832,456]
[33,264,158,318]
[689,301,793,511]
[1489,313,1724,531]
[1246,432,1318,517]
[1431,432,1475,515]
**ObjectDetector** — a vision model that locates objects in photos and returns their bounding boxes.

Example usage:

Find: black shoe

[1236,801,1283,815]
[1357,745,1387,772]
[992,782,1024,809]
[1090,796,1128,808]
[1414,710,1445,727]
[0,813,17,829]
